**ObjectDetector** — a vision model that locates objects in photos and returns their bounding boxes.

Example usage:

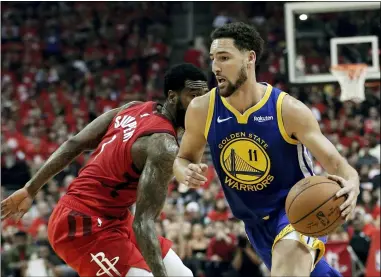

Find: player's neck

[227,80,264,114]
[159,102,178,128]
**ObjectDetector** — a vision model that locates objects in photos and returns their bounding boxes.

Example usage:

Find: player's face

[176,82,209,128]
[210,38,250,98]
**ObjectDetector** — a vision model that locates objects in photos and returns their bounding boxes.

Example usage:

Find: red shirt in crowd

[207,233,236,262]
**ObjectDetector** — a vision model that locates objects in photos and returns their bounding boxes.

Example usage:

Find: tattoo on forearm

[133,133,178,277]
[26,107,122,196]
[26,141,83,196]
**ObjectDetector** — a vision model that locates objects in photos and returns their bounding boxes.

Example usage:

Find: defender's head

[210,22,264,97]
[164,63,208,128]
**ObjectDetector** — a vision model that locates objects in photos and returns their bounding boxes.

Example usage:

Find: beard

[219,64,248,98]
[175,100,187,129]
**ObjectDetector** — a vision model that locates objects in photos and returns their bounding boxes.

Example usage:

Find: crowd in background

[1,2,380,277]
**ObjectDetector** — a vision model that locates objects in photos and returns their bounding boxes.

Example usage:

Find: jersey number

[248,149,258,162]
[94,135,117,160]
[92,134,139,198]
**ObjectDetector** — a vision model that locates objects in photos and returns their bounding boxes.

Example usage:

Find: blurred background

[1,2,380,277]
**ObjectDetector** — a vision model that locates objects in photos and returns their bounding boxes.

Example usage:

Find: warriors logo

[219,134,274,191]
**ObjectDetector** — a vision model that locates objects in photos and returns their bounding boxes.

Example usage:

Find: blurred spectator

[1,145,31,192]
[184,37,208,70]
[349,208,372,271]
[184,223,210,277]
[1,2,380,277]
[2,231,35,277]
[28,201,51,238]
[213,11,231,28]
[230,235,264,277]
[185,202,203,224]
[207,198,231,222]
[357,144,379,167]
[205,221,236,277]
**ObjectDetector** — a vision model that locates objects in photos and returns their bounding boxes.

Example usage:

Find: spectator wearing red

[207,198,231,222]
[205,221,236,277]
[184,37,208,69]
[27,201,51,238]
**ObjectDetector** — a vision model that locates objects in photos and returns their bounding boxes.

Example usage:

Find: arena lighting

[299,14,308,20]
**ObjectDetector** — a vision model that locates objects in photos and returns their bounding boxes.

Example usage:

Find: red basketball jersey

[65,102,176,219]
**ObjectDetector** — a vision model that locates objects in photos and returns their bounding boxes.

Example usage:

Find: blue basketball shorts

[245,209,342,276]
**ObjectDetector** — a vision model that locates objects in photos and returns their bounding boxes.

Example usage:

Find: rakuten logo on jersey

[253,116,273,123]
[114,115,137,142]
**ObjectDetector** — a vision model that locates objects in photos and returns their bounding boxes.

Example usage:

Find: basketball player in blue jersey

[173,22,360,277]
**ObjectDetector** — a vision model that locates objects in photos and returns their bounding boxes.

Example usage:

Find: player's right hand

[184,163,208,188]
[1,187,33,222]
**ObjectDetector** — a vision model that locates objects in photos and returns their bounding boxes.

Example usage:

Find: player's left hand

[328,175,360,221]
[1,187,34,222]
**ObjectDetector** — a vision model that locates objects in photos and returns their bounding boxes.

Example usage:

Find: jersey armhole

[127,123,177,175]
[204,88,216,140]
[276,92,299,145]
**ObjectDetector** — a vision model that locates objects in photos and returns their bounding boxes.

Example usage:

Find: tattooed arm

[133,133,178,277]
[25,108,117,197]
[1,102,141,221]
[24,102,141,197]
[1,108,121,220]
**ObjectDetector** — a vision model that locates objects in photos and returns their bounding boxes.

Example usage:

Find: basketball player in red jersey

[1,63,208,277]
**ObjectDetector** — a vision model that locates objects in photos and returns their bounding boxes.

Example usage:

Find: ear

[167,90,178,104]
[248,50,256,67]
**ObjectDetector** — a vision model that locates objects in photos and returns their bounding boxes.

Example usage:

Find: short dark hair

[211,22,264,64]
[15,231,27,238]
[164,63,207,97]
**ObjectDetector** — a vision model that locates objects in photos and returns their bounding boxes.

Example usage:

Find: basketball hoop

[330,64,367,103]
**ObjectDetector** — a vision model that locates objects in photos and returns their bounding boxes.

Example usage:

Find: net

[330,64,368,103]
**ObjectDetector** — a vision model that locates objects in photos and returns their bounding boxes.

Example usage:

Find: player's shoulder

[148,132,178,154]
[185,89,215,133]
[281,93,318,129]
[282,94,312,116]
[118,101,169,124]
[188,89,215,115]
[133,132,178,168]
[118,101,144,112]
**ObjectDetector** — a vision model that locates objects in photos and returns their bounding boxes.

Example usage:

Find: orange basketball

[285,176,346,237]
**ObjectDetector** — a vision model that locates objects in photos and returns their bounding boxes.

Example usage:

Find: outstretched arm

[1,102,139,221]
[24,101,140,197]
[283,95,359,220]
[25,108,120,197]
[133,133,178,277]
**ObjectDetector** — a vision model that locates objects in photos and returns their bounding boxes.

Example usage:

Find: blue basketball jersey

[205,84,315,223]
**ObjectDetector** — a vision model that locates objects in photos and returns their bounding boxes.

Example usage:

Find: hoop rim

[330,63,368,72]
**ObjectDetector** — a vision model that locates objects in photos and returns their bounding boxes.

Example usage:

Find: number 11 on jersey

[248,149,258,162]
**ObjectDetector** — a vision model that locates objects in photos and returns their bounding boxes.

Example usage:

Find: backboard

[285,2,380,84]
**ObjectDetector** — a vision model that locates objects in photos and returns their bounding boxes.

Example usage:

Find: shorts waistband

[59,195,130,221]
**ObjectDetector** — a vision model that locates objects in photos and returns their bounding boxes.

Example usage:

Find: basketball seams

[290,192,337,224]
[286,177,345,238]
[296,214,343,236]
[286,181,338,217]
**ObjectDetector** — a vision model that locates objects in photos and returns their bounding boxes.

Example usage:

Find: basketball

[285,176,346,237]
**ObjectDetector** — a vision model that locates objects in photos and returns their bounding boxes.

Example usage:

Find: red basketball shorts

[48,202,172,277]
